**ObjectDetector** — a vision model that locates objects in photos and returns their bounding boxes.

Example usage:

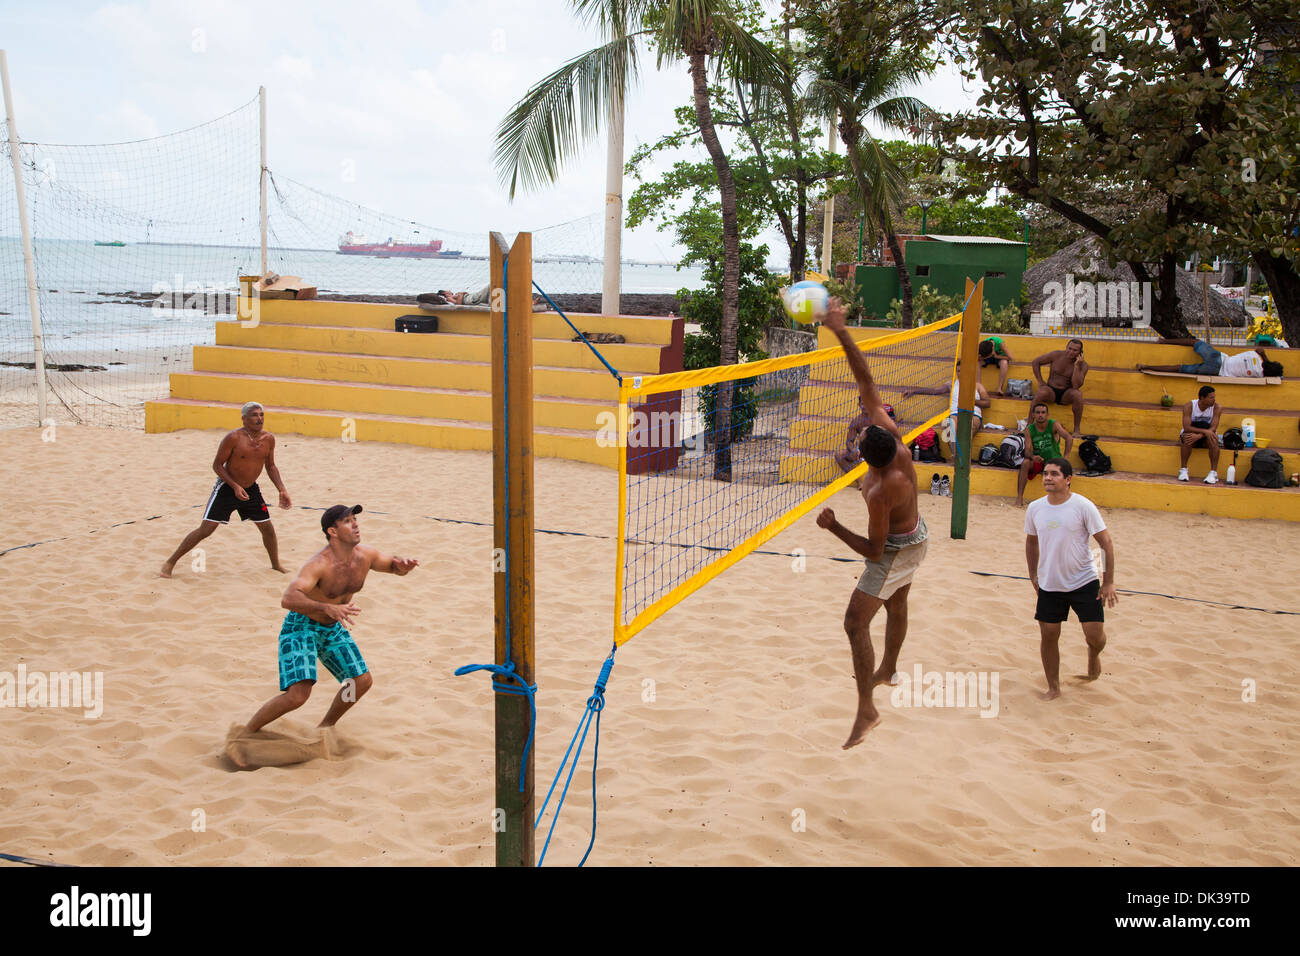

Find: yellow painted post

[951,278,983,539]
[489,230,535,867]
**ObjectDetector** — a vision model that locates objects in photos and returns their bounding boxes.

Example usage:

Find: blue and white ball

[783,280,830,322]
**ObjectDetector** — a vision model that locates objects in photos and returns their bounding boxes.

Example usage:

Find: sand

[1,425,1298,866]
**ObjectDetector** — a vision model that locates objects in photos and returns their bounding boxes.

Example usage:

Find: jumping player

[816,298,927,749]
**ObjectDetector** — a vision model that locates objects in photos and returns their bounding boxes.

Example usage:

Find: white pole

[821,116,837,277]
[601,83,624,317]
[259,85,267,277]
[1,50,47,426]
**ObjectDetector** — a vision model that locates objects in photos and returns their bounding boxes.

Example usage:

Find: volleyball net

[613,307,970,646]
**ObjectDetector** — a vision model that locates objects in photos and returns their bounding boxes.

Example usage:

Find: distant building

[850,234,1027,319]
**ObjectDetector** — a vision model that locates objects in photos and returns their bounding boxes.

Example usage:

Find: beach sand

[2,425,1298,866]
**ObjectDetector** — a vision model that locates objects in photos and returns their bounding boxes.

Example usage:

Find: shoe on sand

[1177,467,1189,482]
[940,475,952,497]
[930,474,941,496]
[1203,470,1219,485]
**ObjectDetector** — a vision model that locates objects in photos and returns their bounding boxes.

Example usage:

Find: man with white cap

[160,401,292,577]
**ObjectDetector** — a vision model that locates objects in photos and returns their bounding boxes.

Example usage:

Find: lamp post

[1020,213,1029,268]
[917,198,934,235]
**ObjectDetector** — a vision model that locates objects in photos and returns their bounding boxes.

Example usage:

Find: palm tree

[805,51,931,326]
[496,0,787,478]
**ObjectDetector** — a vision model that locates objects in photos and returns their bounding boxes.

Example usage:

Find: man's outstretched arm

[823,298,901,440]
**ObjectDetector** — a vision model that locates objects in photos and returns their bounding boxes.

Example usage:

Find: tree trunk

[1129,256,1188,338]
[1253,250,1300,344]
[884,230,914,327]
[690,49,739,481]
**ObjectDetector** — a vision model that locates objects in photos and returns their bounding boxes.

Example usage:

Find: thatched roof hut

[1025,238,1247,328]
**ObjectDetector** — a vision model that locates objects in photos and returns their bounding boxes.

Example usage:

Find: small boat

[95,240,126,247]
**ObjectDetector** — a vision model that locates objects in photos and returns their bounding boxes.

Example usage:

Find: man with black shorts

[1024,459,1117,700]
[227,504,418,767]
[1029,338,1089,438]
[160,401,291,577]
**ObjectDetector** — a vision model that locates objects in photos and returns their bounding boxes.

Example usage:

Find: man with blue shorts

[229,504,417,764]
[1137,337,1283,379]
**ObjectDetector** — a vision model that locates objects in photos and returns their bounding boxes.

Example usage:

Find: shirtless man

[1030,338,1088,438]
[160,402,291,577]
[230,504,418,763]
[816,298,927,749]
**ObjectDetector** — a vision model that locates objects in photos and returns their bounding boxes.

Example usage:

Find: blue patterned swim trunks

[277,611,368,690]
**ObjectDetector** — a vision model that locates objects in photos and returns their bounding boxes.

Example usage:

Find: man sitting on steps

[1178,385,1223,484]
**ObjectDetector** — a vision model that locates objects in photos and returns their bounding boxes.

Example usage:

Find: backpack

[1006,379,1033,399]
[997,434,1026,468]
[978,443,999,465]
[914,427,944,462]
[1244,448,1285,488]
[1221,427,1245,450]
[1078,438,1112,474]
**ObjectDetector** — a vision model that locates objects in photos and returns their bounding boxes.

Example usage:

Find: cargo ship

[337,231,462,258]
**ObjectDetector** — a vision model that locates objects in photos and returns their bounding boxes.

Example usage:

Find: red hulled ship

[337,232,462,258]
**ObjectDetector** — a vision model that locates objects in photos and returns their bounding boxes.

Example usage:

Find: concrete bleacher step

[145,398,617,467]
[215,321,666,374]
[251,298,679,345]
[192,345,621,401]
[168,371,612,432]
[777,453,1300,521]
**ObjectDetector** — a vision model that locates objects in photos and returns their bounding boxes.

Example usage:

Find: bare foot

[159,561,175,578]
[271,564,287,573]
[842,712,882,749]
[1079,651,1103,681]
[1014,497,1025,507]
[993,389,1004,397]
[1038,686,1061,701]
[1135,363,1145,371]
[871,667,898,687]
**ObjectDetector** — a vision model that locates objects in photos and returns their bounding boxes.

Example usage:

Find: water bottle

[912,443,920,461]
[1242,417,1256,447]
[1226,463,1237,485]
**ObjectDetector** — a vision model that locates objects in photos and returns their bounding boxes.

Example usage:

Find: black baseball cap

[321,504,363,534]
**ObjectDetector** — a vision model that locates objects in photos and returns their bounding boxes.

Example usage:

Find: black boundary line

[970,570,1300,616]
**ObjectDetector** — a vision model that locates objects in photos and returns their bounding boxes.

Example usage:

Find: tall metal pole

[601,83,624,317]
[259,86,268,277]
[489,230,536,867]
[1,50,47,426]
[821,117,837,277]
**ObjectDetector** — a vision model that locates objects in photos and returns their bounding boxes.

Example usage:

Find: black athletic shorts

[203,479,270,523]
[981,355,1002,368]
[1035,579,1103,624]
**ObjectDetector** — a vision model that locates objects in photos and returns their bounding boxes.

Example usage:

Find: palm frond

[493,33,646,199]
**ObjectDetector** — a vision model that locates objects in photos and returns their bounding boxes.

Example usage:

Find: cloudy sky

[1,0,979,261]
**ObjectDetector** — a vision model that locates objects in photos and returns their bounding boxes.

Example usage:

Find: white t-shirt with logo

[1219,350,1264,378]
[1024,493,1107,592]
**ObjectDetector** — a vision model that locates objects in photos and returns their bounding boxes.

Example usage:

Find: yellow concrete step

[777,453,1300,522]
[169,371,612,432]
[252,298,679,344]
[192,346,621,401]
[214,322,667,373]
[144,398,618,467]
[827,328,1300,377]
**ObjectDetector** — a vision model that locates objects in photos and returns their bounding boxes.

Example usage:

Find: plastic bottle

[1242,417,1256,447]
[1227,463,1237,485]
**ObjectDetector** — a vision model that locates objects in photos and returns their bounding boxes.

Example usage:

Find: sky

[0,0,981,262]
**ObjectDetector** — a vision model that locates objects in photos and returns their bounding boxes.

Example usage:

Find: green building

[853,234,1027,319]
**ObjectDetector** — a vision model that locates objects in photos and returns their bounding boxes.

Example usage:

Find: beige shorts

[856,517,929,600]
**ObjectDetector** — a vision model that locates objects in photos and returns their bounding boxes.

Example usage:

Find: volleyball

[782,280,830,321]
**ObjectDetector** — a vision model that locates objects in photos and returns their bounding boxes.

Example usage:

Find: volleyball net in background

[613,309,966,646]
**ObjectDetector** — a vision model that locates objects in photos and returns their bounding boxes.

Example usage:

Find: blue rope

[452,661,537,793]
[536,651,615,867]
[532,281,622,383]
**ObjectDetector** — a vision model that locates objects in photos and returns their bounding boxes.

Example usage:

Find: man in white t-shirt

[1137,337,1283,379]
[1024,459,1118,700]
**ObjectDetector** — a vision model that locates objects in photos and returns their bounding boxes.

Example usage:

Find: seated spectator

[1016,401,1074,506]
[979,336,1015,395]
[835,399,895,475]
[1030,338,1088,438]
[902,358,991,448]
[436,287,551,310]
[1136,337,1283,379]
[1178,385,1223,484]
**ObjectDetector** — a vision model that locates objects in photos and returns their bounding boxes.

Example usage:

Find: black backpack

[997,434,1026,468]
[1245,448,1285,488]
[1078,439,1112,474]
